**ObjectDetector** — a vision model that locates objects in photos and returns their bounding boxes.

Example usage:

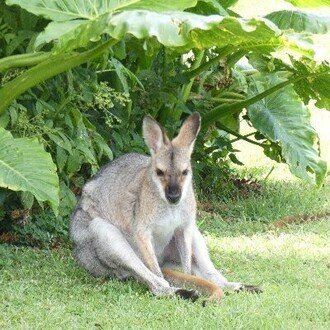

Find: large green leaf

[37,9,287,54]
[107,11,280,48]
[265,10,330,34]
[219,0,239,8]
[35,13,110,51]
[290,58,330,109]
[35,20,87,48]
[6,0,197,21]
[8,0,312,58]
[0,128,59,213]
[284,0,330,8]
[247,74,327,185]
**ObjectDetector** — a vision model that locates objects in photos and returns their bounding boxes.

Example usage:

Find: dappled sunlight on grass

[207,218,329,261]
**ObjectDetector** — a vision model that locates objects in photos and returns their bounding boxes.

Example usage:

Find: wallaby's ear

[172,112,201,154]
[143,116,170,154]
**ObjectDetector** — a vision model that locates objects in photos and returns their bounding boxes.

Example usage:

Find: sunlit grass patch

[207,218,329,261]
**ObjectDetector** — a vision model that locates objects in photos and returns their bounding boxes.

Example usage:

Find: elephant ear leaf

[265,10,330,34]
[247,74,327,186]
[0,128,59,214]
[283,0,329,8]
[290,58,330,110]
[7,0,302,56]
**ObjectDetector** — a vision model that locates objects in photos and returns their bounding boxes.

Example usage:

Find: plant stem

[202,78,295,129]
[172,50,205,120]
[216,122,266,147]
[181,50,205,103]
[0,52,52,73]
[230,131,256,143]
[0,39,118,114]
[181,46,232,81]
[264,165,275,181]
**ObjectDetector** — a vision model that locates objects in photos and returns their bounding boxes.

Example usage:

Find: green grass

[1,217,329,329]
[1,179,329,330]
[1,110,329,329]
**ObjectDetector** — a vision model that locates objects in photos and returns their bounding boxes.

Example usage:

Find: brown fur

[162,268,224,304]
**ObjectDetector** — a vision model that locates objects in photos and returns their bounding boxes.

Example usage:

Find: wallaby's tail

[162,268,224,305]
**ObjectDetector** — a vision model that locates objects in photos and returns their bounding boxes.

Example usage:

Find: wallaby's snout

[165,181,181,204]
[143,112,201,205]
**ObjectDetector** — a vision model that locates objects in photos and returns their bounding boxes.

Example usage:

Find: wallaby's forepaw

[235,284,263,294]
[175,289,200,302]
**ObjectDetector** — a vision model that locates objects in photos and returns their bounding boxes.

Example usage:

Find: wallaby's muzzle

[165,184,181,204]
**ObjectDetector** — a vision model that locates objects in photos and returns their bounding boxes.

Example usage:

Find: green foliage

[0,66,131,216]
[0,0,329,225]
[0,127,59,213]
[284,0,329,8]
[0,1,44,57]
[247,73,327,185]
[266,10,330,34]
[12,210,68,248]
[8,0,302,59]
[290,58,330,109]
[7,0,197,21]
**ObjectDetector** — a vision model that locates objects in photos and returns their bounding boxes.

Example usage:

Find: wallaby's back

[70,153,151,243]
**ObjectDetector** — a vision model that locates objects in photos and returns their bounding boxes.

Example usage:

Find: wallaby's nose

[166,185,181,204]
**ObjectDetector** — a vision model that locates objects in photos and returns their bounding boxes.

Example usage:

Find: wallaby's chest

[151,207,183,257]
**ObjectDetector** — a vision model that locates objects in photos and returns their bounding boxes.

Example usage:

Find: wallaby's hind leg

[89,218,180,296]
[74,241,109,277]
[191,228,244,290]
[192,228,262,293]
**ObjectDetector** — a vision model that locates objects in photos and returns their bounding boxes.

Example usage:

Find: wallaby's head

[143,112,201,205]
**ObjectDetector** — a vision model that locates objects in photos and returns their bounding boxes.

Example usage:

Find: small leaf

[66,149,82,174]
[48,132,72,153]
[229,153,244,165]
[0,112,10,128]
[56,146,68,172]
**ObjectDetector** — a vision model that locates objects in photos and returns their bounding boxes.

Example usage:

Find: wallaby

[70,112,261,302]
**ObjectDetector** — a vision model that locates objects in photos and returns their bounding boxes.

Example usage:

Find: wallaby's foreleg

[135,231,163,277]
[89,218,173,295]
[174,226,193,274]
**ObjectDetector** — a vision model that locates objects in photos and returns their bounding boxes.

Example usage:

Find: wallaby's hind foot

[175,289,200,302]
[235,284,263,294]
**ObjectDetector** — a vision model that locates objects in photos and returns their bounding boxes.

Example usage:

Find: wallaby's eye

[182,169,189,176]
[156,169,164,176]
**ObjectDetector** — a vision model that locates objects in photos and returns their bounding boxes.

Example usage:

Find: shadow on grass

[198,178,330,237]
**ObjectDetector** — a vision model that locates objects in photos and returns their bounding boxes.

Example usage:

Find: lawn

[0,110,329,330]
[1,214,329,329]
